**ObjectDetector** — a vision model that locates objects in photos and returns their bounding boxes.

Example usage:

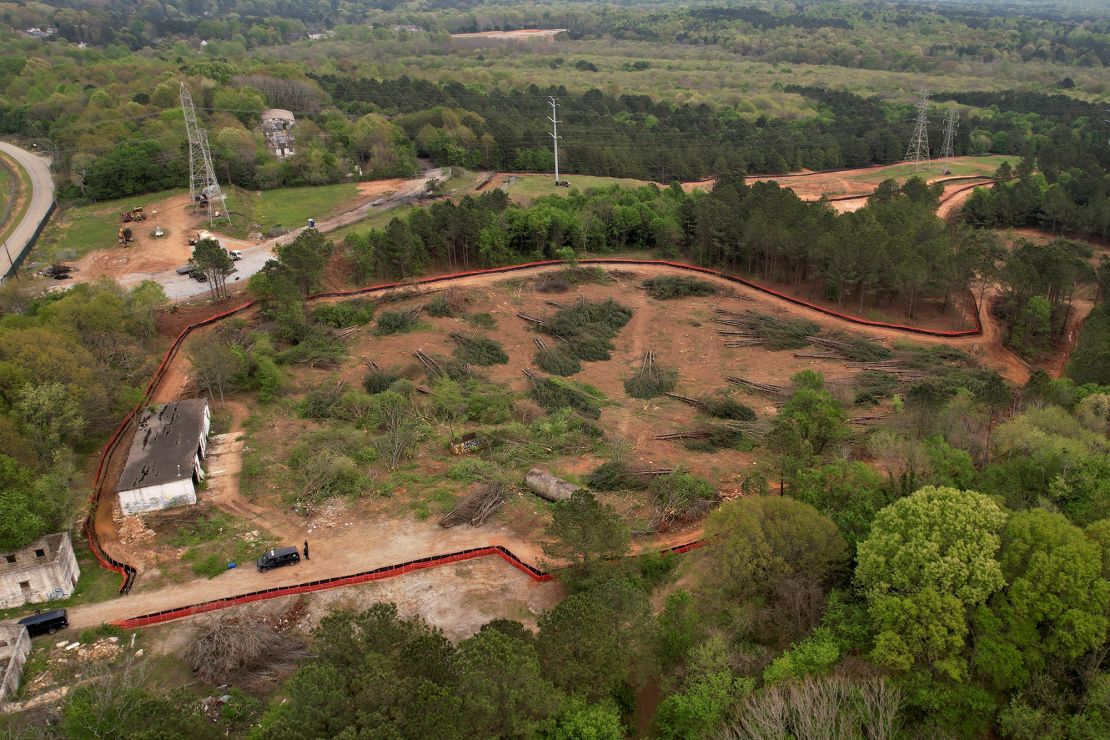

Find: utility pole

[548,96,561,186]
[940,109,959,174]
[904,87,931,171]
[180,82,230,225]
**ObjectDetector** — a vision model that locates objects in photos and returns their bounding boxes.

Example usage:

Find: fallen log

[654,431,711,441]
[664,392,706,409]
[413,350,442,376]
[517,311,546,325]
[524,469,580,502]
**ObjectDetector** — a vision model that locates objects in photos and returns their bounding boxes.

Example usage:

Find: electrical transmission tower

[940,109,959,174]
[548,96,562,186]
[903,88,931,171]
[180,82,229,224]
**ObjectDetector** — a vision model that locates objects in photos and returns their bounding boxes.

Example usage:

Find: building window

[4,555,14,563]
[34,549,45,558]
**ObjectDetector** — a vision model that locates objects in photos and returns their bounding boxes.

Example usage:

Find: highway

[0,140,55,279]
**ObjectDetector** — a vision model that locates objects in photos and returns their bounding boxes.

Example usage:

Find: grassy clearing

[643,275,719,300]
[33,188,187,262]
[255,182,361,232]
[171,509,276,579]
[327,203,418,244]
[501,173,654,203]
[851,155,1016,184]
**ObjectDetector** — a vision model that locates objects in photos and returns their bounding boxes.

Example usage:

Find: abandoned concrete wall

[0,625,30,705]
[0,533,81,609]
[118,474,198,515]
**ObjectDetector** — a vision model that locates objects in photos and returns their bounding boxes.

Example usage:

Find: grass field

[33,188,187,263]
[255,182,361,231]
[327,203,419,244]
[500,173,654,203]
[849,155,1014,184]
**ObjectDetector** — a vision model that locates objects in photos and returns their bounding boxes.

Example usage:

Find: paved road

[0,140,54,278]
[122,168,450,300]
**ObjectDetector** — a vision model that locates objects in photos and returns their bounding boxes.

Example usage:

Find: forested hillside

[0,0,1104,200]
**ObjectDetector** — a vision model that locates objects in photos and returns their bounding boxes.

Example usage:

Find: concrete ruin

[261,108,296,159]
[0,624,31,705]
[0,533,80,609]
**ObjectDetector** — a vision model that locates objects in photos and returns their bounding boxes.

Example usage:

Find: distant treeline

[346,174,988,321]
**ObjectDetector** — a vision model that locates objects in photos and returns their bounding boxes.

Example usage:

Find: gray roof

[117,400,208,492]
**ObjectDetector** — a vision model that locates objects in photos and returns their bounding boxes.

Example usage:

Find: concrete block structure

[0,533,80,609]
[261,108,296,159]
[117,399,211,516]
[0,624,30,705]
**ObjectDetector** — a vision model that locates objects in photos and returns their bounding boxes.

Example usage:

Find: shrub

[540,299,633,363]
[702,395,755,421]
[425,294,455,317]
[624,363,678,399]
[375,310,420,335]
[364,368,399,394]
[451,334,509,365]
[467,312,496,329]
[683,425,752,452]
[275,332,346,367]
[535,346,582,376]
[313,299,374,328]
[297,382,347,418]
[79,623,125,644]
[643,276,718,300]
[586,461,648,491]
[649,469,716,526]
[293,453,371,503]
[529,377,603,418]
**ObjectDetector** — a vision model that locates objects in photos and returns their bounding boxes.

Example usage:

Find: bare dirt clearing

[451,28,566,40]
[80,261,1043,630]
[72,193,249,282]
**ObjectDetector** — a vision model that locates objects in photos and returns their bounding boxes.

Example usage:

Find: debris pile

[440,482,508,528]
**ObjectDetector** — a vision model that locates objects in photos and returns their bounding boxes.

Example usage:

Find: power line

[940,109,959,174]
[548,96,561,186]
[180,82,229,225]
[903,87,930,171]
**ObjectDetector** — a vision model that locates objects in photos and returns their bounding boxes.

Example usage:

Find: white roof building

[116,399,211,516]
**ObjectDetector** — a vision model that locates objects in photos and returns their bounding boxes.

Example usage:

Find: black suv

[17,608,69,636]
[256,546,301,573]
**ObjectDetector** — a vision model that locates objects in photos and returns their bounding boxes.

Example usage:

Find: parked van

[256,546,300,573]
[17,608,69,636]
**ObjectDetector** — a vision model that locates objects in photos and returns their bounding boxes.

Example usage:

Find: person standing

[303,540,310,560]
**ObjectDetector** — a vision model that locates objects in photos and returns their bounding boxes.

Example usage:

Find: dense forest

[0,0,1103,200]
[5,0,1106,78]
[0,280,166,549]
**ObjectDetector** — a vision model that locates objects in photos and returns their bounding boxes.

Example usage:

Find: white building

[116,399,211,515]
[0,533,80,609]
[261,109,296,159]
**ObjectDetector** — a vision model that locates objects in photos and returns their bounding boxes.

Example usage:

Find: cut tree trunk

[524,468,580,502]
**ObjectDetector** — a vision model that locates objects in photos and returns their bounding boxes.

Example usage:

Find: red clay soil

[79,261,1049,630]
